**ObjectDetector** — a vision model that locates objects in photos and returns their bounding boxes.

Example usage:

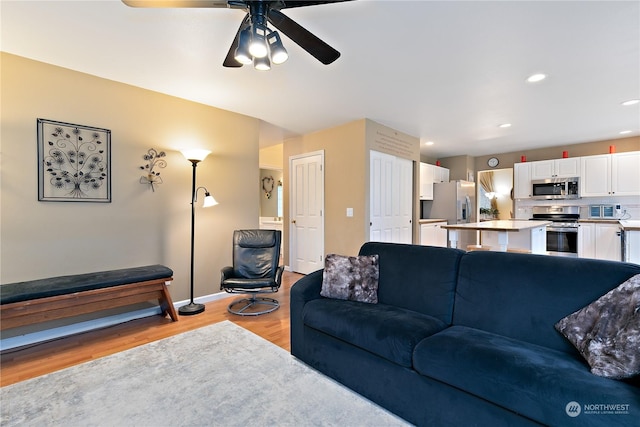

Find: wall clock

[487,157,499,168]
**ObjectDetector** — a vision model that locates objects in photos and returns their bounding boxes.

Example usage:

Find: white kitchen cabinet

[611,151,640,196]
[419,163,434,200]
[420,221,448,247]
[530,158,580,180]
[419,163,449,200]
[581,154,611,197]
[578,222,621,261]
[513,162,531,199]
[435,166,450,183]
[581,151,640,197]
[624,230,640,264]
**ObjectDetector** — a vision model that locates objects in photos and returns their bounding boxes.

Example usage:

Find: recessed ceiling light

[621,99,639,106]
[527,73,547,83]
[424,141,434,146]
[619,130,632,135]
[498,123,512,128]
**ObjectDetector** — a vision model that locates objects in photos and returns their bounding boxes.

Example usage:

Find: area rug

[1,321,410,427]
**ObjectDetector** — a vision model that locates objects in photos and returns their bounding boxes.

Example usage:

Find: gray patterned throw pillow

[320,254,379,304]
[555,274,640,379]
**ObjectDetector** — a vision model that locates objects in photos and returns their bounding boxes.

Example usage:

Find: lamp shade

[254,55,271,71]
[202,193,218,208]
[181,149,211,162]
[267,31,288,65]
[249,24,268,58]
[234,27,253,65]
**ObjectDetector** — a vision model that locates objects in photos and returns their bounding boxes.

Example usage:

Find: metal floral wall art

[262,175,275,199]
[37,118,111,202]
[139,148,167,192]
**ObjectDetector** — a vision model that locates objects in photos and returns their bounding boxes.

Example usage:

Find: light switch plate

[346,208,353,217]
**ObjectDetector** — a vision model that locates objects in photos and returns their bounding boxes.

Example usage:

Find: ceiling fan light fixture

[267,30,288,65]
[254,55,271,71]
[249,23,269,58]
[234,27,253,65]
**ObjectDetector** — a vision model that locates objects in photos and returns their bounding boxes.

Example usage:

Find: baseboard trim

[0,291,232,352]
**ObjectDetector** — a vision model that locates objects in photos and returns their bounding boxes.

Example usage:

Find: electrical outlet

[346,208,353,217]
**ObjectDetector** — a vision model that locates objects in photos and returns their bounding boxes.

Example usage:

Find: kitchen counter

[619,220,640,231]
[578,219,620,224]
[442,220,551,253]
[441,220,551,232]
[418,219,447,224]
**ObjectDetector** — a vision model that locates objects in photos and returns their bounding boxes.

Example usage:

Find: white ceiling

[2,0,639,158]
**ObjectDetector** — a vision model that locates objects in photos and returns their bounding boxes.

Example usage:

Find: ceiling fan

[122,0,353,70]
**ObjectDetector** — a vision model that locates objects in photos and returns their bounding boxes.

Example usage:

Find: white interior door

[370,151,413,244]
[289,151,325,274]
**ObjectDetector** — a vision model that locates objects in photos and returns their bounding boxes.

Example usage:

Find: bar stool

[466,244,492,251]
[506,247,531,254]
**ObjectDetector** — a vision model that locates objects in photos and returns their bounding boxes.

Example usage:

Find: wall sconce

[179,149,218,316]
[139,148,167,192]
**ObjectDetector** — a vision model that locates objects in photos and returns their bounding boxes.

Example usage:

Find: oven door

[546,227,578,257]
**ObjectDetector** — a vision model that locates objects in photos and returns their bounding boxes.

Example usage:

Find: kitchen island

[620,220,640,264]
[441,220,551,253]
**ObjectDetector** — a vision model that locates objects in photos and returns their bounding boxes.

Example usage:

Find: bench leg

[159,284,179,321]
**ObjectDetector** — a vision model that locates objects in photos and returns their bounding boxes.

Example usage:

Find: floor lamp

[179,149,218,316]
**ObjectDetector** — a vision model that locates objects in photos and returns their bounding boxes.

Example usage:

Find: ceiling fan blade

[278,0,354,9]
[267,9,340,65]
[122,0,231,8]
[223,14,251,68]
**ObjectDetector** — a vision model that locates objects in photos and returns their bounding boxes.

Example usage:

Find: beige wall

[0,53,260,301]
[259,143,283,169]
[283,120,367,262]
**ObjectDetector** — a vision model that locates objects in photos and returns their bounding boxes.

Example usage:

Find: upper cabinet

[513,162,531,199]
[581,151,640,197]
[530,158,580,180]
[611,151,640,196]
[419,162,434,200]
[419,163,450,200]
[434,165,450,183]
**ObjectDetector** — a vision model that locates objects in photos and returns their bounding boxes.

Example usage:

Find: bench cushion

[1,265,173,305]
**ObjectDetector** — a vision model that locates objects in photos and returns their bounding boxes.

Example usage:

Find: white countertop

[620,220,640,231]
[418,219,447,224]
[441,220,551,232]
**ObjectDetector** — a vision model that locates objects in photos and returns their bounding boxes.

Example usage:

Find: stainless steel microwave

[531,177,579,200]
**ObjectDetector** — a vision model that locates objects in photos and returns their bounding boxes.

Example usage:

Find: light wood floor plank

[0,271,304,387]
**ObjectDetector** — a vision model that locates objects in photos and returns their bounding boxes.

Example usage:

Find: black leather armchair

[220,229,284,316]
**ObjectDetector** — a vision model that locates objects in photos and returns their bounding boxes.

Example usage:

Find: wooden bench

[0,265,177,331]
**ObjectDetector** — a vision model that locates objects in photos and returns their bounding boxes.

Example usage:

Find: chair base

[227,296,280,316]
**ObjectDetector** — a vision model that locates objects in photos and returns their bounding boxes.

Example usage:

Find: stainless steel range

[531,206,580,257]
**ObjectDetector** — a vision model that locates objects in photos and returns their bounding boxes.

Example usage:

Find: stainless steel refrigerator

[422,180,477,248]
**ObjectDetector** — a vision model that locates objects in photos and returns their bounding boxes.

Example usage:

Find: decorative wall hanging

[262,175,275,199]
[37,118,111,202]
[139,148,167,192]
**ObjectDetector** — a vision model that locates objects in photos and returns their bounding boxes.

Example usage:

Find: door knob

[291,220,296,224]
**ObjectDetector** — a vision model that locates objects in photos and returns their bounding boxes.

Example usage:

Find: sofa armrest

[290,268,324,358]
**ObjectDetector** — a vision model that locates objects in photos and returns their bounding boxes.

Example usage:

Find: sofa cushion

[413,326,640,426]
[453,251,640,353]
[303,298,447,367]
[555,274,640,379]
[320,254,379,304]
[358,242,464,324]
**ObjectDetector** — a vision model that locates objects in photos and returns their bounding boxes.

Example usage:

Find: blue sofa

[290,242,640,426]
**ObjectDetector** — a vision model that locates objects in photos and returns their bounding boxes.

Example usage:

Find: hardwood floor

[0,271,304,387]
